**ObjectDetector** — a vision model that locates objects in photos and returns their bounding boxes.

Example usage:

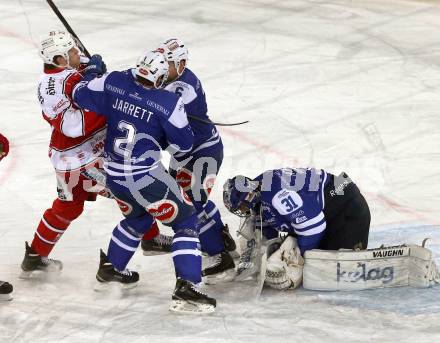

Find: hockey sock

[141,220,160,241]
[198,200,225,256]
[31,209,70,257]
[171,214,202,284]
[107,222,142,271]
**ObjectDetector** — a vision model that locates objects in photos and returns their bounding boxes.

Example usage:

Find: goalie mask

[38,30,78,67]
[158,38,188,76]
[135,50,169,89]
[223,175,260,217]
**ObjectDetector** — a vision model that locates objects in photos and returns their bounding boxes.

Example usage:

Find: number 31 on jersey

[272,189,303,215]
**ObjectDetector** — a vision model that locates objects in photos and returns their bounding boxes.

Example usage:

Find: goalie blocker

[303,243,440,290]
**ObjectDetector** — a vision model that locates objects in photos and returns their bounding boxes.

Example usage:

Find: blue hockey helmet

[223,175,260,217]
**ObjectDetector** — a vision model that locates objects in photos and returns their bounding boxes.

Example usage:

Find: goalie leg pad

[303,243,440,291]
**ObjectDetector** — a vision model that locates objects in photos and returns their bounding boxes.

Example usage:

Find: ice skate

[20,241,63,278]
[0,281,13,301]
[170,278,216,314]
[202,251,236,284]
[141,234,173,255]
[95,250,139,291]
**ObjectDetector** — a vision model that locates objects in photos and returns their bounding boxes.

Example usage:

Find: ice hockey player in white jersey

[20,30,108,277]
[223,168,371,290]
[140,38,236,283]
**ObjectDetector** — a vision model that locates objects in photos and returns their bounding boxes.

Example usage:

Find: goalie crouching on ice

[223,167,372,290]
[224,168,440,291]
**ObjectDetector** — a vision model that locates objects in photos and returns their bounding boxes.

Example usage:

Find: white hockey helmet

[135,50,169,89]
[158,38,188,75]
[38,30,78,65]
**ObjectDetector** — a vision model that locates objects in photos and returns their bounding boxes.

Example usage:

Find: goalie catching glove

[265,236,304,290]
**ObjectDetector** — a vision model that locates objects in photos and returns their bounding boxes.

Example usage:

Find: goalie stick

[45,0,249,127]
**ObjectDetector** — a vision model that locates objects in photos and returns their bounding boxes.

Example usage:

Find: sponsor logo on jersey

[336,262,394,284]
[290,209,305,218]
[46,77,56,95]
[52,99,69,113]
[147,200,178,224]
[372,249,405,258]
[92,140,105,155]
[203,174,216,195]
[38,85,44,104]
[295,216,307,224]
[176,168,193,191]
[105,84,125,95]
[114,197,133,215]
[181,188,193,206]
[330,179,351,197]
[129,92,142,101]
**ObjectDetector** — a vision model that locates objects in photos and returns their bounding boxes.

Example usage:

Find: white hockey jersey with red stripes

[37,66,107,171]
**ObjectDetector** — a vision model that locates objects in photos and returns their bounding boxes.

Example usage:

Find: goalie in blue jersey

[72,51,216,313]
[223,168,371,290]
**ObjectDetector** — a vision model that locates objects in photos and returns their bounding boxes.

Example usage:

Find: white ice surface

[1,0,440,342]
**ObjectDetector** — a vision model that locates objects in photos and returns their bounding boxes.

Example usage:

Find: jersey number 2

[114,121,136,157]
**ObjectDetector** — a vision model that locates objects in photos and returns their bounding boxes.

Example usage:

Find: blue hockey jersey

[72,69,194,177]
[255,167,330,254]
[164,68,221,157]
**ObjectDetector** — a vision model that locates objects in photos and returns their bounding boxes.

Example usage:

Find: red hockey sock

[31,209,71,257]
[142,221,160,241]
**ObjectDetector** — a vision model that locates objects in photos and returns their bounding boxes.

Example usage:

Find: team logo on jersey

[176,168,193,191]
[114,197,133,215]
[203,174,217,196]
[147,200,178,224]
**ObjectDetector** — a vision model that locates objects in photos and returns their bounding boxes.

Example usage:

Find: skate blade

[19,267,62,280]
[235,266,258,282]
[142,250,171,256]
[94,280,138,292]
[0,294,12,302]
[203,269,236,285]
[228,250,240,259]
[169,300,215,314]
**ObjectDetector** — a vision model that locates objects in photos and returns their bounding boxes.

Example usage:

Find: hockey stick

[46,1,249,127]
[187,115,249,127]
[46,0,91,58]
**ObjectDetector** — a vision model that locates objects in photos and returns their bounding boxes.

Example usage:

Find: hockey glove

[83,54,107,77]
[265,236,304,290]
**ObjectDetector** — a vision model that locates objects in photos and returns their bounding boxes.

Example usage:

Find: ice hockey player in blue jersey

[72,51,216,313]
[223,168,371,289]
[140,38,236,284]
